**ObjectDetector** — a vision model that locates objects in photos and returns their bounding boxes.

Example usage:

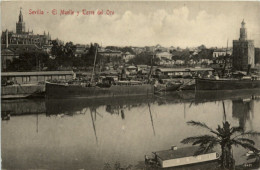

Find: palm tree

[181,120,260,170]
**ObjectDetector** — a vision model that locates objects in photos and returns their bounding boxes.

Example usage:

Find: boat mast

[148,48,155,83]
[222,39,228,77]
[91,44,98,83]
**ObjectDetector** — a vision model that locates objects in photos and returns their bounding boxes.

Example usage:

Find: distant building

[233,20,255,70]
[1,9,51,48]
[255,48,260,65]
[75,44,89,57]
[145,46,154,52]
[168,46,176,52]
[200,58,213,65]
[159,57,173,66]
[42,45,53,54]
[136,65,149,71]
[155,44,168,52]
[1,8,52,71]
[1,49,19,71]
[213,48,232,58]
[156,52,172,60]
[1,71,75,84]
[98,49,123,64]
[156,52,173,66]
[174,59,185,65]
[131,47,145,54]
[122,52,135,63]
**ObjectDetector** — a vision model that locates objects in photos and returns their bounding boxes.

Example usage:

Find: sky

[1,1,260,48]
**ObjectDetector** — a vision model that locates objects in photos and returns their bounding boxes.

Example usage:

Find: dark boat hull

[195,78,260,90]
[45,82,154,99]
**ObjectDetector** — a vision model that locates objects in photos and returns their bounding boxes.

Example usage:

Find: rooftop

[2,71,74,77]
[156,67,214,72]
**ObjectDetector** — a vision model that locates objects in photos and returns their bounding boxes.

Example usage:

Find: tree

[8,51,49,71]
[50,40,80,69]
[197,49,214,60]
[171,49,190,63]
[127,51,159,65]
[198,44,207,50]
[82,43,103,67]
[181,120,260,170]
[51,40,64,59]
[105,46,136,55]
[64,41,76,58]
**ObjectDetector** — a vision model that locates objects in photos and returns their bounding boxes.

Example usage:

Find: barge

[146,146,219,168]
[45,81,154,99]
[195,77,260,90]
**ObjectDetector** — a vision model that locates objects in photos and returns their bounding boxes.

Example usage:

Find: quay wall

[1,84,45,96]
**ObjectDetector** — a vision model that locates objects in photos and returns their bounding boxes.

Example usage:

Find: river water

[2,90,260,170]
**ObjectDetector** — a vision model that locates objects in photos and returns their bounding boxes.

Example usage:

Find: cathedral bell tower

[16,7,25,34]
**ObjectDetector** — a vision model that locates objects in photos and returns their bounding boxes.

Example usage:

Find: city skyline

[1,1,260,48]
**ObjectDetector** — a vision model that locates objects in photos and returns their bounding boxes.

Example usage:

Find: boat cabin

[155,68,214,78]
[116,80,143,86]
[152,146,219,168]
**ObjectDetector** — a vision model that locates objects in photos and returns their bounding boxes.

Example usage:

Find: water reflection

[1,89,260,169]
[232,99,253,131]
[90,108,98,145]
[2,89,260,118]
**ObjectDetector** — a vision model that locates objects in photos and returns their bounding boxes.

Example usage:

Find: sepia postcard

[1,1,260,170]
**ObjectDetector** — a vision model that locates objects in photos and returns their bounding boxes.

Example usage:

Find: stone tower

[239,19,247,41]
[233,20,255,71]
[16,7,25,34]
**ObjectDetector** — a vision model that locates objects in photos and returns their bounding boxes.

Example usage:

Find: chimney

[171,145,178,150]
[6,29,8,48]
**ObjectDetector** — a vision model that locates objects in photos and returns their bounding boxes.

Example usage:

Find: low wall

[1,84,45,96]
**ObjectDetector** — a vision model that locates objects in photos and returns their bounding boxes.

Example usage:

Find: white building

[213,48,232,58]
[156,52,172,60]
[123,52,135,62]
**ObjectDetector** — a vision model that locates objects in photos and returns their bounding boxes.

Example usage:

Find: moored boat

[178,79,196,90]
[195,77,260,90]
[145,145,219,168]
[154,83,183,93]
[45,81,154,99]
[154,79,183,93]
[246,149,260,157]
